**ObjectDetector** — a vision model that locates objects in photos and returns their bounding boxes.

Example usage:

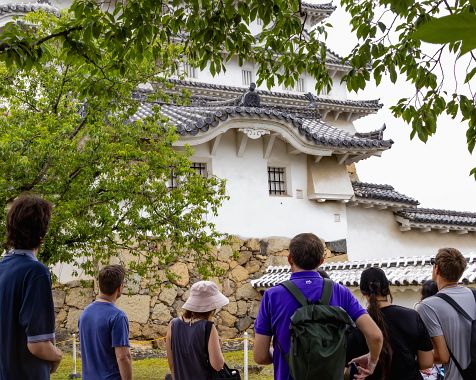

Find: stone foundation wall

[54,237,346,340]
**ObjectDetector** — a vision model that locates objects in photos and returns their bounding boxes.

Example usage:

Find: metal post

[243,332,249,380]
[69,334,81,379]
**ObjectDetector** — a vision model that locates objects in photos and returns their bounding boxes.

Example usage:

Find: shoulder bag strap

[280,280,309,307]
[320,278,333,305]
[436,293,473,321]
[204,320,213,352]
[435,292,472,377]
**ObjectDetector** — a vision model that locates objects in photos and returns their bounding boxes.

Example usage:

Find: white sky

[323,4,476,211]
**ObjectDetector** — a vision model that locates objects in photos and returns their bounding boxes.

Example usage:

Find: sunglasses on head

[430,257,436,266]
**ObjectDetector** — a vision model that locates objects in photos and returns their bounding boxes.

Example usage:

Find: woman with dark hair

[420,280,438,301]
[347,268,434,380]
[166,280,229,380]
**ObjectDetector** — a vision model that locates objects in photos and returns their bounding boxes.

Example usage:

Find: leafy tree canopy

[0,11,228,282]
[341,0,476,176]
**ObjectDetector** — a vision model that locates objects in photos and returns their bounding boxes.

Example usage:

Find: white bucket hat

[183,280,229,313]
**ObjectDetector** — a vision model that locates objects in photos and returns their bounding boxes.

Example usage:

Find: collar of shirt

[290,270,321,280]
[5,249,38,261]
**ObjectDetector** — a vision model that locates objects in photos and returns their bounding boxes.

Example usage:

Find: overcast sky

[322,3,475,212]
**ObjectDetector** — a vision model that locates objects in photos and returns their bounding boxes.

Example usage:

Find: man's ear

[287,255,293,266]
[319,257,324,266]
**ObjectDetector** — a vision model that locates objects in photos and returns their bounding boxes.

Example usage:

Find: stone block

[236,301,247,317]
[141,323,162,340]
[229,260,239,270]
[264,255,289,268]
[245,260,261,275]
[216,261,229,271]
[236,283,258,300]
[217,325,237,340]
[245,239,260,252]
[169,262,189,287]
[124,273,141,294]
[266,237,290,253]
[65,308,83,332]
[250,301,261,318]
[219,310,237,327]
[230,265,248,282]
[116,294,150,324]
[224,301,237,315]
[129,322,142,338]
[222,279,235,297]
[52,289,65,309]
[65,287,94,309]
[217,245,233,262]
[151,303,172,322]
[236,316,253,332]
[158,285,178,306]
[237,251,252,266]
[56,309,68,326]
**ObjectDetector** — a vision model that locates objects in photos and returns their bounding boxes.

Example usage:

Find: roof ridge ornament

[240,83,260,108]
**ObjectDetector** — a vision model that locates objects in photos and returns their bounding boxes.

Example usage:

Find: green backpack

[279,279,355,380]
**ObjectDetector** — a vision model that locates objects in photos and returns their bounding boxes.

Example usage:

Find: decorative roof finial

[240,82,260,107]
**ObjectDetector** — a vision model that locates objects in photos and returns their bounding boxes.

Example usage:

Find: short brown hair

[6,195,52,250]
[98,265,126,295]
[289,233,325,270]
[435,248,467,282]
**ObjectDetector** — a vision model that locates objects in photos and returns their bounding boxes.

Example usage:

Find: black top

[0,251,56,380]
[346,305,433,380]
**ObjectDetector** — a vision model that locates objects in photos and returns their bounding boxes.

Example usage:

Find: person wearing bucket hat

[346,267,434,380]
[166,280,229,380]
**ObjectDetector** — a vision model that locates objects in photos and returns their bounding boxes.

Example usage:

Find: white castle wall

[347,206,476,260]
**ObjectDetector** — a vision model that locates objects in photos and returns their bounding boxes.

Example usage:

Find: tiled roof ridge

[301,2,336,11]
[398,208,476,218]
[0,1,58,15]
[164,79,383,110]
[352,181,394,190]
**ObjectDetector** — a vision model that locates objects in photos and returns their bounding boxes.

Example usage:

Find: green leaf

[412,13,476,55]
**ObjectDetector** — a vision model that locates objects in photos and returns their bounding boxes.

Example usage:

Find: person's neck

[290,265,312,273]
[97,293,117,304]
[437,278,459,291]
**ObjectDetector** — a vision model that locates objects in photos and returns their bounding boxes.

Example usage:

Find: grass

[51,350,274,379]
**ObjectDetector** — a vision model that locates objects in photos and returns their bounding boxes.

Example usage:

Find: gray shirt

[417,286,476,380]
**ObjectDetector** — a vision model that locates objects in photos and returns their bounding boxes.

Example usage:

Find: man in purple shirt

[254,233,383,380]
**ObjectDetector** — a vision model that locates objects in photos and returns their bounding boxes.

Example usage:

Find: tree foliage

[0,12,228,281]
[341,0,476,177]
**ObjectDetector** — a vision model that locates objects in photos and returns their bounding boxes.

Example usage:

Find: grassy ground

[51,350,274,380]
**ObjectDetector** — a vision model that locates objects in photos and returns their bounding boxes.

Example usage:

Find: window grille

[257,18,263,25]
[167,168,178,190]
[242,70,252,86]
[268,167,287,195]
[191,162,207,177]
[183,62,196,78]
[296,78,305,92]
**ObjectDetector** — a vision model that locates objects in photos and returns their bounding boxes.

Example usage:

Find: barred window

[296,78,305,92]
[257,18,263,25]
[191,162,207,177]
[183,62,196,78]
[167,168,178,190]
[268,167,287,196]
[242,70,253,86]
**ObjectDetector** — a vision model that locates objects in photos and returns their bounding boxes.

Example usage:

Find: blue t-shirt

[0,250,56,380]
[79,301,130,380]
[254,271,367,380]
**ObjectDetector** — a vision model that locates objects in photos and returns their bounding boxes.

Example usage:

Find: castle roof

[352,181,420,207]
[251,254,476,289]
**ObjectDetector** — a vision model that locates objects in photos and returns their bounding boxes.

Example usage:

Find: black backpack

[278,278,355,380]
[436,289,476,380]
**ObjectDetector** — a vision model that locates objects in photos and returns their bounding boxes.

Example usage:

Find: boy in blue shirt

[0,195,62,379]
[79,265,132,380]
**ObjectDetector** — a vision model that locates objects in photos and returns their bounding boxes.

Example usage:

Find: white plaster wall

[191,128,349,240]
[347,206,476,260]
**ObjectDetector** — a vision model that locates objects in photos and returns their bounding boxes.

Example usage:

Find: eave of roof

[131,103,393,155]
[0,2,59,18]
[396,208,476,233]
[251,254,476,288]
[301,2,336,24]
[351,181,419,207]
[161,79,382,116]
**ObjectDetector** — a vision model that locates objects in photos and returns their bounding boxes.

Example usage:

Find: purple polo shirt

[254,271,367,380]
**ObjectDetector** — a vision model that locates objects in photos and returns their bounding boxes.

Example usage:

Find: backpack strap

[320,278,333,305]
[281,280,309,307]
[435,291,476,377]
[436,293,473,321]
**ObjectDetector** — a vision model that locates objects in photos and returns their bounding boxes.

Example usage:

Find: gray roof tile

[396,208,476,227]
[131,103,393,150]
[352,181,420,206]
[251,254,476,288]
